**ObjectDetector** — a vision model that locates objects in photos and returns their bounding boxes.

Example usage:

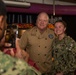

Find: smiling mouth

[56,31,60,32]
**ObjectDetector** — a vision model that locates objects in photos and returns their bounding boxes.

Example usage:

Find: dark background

[7,12,76,41]
[62,15,76,41]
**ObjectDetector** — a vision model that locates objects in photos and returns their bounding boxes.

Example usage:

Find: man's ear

[0,16,3,23]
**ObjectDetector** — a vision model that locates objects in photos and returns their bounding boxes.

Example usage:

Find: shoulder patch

[48,34,54,39]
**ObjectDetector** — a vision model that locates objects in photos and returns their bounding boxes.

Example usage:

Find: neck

[58,33,65,40]
[40,30,45,34]
[38,28,47,34]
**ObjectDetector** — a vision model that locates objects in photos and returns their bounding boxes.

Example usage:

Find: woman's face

[54,22,66,36]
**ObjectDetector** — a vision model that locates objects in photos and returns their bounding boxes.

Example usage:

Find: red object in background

[28,58,39,71]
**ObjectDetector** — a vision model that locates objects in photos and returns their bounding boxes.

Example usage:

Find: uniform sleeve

[19,31,28,50]
[0,51,41,75]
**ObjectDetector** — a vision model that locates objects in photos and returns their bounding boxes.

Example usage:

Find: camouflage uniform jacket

[0,51,41,75]
[51,35,76,75]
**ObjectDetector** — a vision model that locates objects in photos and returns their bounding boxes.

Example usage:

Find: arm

[15,38,29,62]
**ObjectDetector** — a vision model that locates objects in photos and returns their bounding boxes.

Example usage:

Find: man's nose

[40,21,44,24]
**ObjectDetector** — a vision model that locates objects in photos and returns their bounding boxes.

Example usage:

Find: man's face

[0,16,6,41]
[36,13,49,31]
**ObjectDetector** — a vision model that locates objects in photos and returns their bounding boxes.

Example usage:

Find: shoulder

[65,35,76,43]
[23,26,37,34]
[47,28,54,33]
[64,35,76,50]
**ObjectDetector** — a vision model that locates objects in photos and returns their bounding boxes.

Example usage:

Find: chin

[41,27,47,29]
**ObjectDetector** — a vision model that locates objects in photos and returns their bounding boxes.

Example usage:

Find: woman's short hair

[54,20,67,28]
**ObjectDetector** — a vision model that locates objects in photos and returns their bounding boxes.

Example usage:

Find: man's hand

[15,38,23,59]
[3,48,15,57]
[0,36,5,47]
[4,38,29,62]
[15,38,29,62]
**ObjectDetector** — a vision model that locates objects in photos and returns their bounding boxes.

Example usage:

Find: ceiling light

[3,0,31,7]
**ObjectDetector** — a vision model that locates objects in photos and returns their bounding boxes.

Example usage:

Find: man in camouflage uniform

[0,0,41,75]
[51,20,76,75]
